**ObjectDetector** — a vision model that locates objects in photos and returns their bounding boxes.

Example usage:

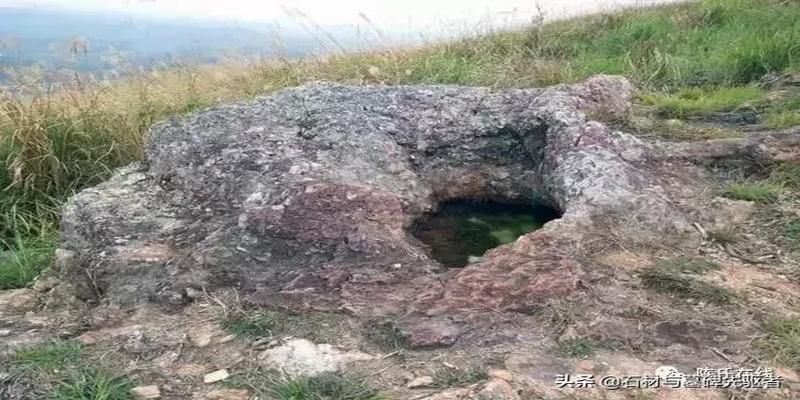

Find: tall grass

[0,0,798,288]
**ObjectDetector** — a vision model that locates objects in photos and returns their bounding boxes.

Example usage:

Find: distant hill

[0,7,351,81]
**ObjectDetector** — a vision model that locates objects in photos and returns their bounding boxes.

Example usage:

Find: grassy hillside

[1,0,799,288]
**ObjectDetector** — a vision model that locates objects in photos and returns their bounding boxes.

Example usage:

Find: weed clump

[760,318,800,370]
[0,232,56,289]
[555,338,602,359]
[363,320,407,352]
[227,369,383,400]
[723,182,780,203]
[640,86,766,119]
[430,366,488,388]
[221,310,283,337]
[9,341,134,400]
[49,369,135,400]
[12,341,84,374]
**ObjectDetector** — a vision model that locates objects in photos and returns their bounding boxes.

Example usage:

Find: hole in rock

[411,200,560,268]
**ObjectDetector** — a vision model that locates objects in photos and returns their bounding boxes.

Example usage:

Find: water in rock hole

[411,200,560,268]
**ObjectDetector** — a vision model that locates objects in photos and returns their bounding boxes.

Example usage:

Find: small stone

[188,330,213,348]
[217,334,236,344]
[132,385,161,399]
[185,287,201,299]
[0,329,11,336]
[487,369,513,382]
[467,255,483,264]
[75,332,99,345]
[406,375,434,388]
[478,379,520,400]
[32,277,58,292]
[575,360,595,373]
[205,389,250,400]
[53,248,77,270]
[424,388,471,400]
[203,369,230,384]
[399,370,415,382]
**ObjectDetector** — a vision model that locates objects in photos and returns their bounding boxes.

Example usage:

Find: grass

[0,0,799,286]
[0,230,56,289]
[764,89,800,129]
[555,338,601,359]
[11,341,84,373]
[221,310,283,337]
[760,318,800,370]
[430,366,488,388]
[640,266,735,305]
[363,320,407,351]
[9,341,135,400]
[721,161,800,204]
[768,162,800,190]
[723,182,781,203]
[640,86,766,119]
[765,110,800,129]
[49,369,135,400]
[220,308,342,343]
[783,218,800,249]
[227,369,383,400]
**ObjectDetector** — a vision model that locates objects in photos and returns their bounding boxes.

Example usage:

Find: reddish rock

[430,233,587,314]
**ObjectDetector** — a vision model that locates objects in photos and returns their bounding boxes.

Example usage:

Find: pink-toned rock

[188,324,215,348]
[428,233,587,314]
[573,74,634,121]
[75,332,100,345]
[397,318,464,348]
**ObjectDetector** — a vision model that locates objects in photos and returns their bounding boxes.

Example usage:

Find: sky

[1,0,673,34]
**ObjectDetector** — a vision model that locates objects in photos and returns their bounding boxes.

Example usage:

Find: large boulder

[59,75,771,346]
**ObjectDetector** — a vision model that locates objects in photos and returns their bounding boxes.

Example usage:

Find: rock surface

[259,338,373,377]
[57,75,795,348]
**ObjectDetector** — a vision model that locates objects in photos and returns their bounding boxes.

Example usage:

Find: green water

[412,200,560,268]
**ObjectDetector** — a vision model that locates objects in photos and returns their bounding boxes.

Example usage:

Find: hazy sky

[2,0,673,32]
